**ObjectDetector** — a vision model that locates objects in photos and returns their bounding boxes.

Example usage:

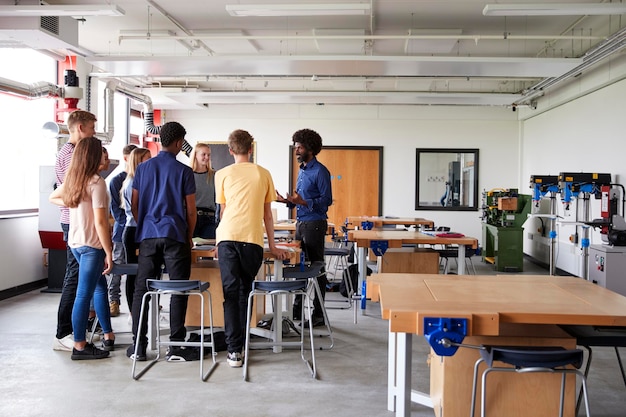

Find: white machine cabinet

[588,244,626,297]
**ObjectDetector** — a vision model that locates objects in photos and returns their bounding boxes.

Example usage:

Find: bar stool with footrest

[88,263,139,344]
[324,247,354,307]
[282,261,334,349]
[470,345,591,417]
[132,279,218,381]
[243,278,317,381]
[559,325,626,414]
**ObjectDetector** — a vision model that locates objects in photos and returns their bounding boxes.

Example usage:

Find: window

[0,49,56,212]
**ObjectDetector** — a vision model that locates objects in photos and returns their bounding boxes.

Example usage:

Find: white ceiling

[3,0,626,108]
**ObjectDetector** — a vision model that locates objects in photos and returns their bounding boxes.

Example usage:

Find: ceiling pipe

[104,80,193,156]
[516,26,626,105]
[146,0,214,55]
[118,33,604,43]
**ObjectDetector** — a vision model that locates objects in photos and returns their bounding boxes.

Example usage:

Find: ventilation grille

[39,16,60,36]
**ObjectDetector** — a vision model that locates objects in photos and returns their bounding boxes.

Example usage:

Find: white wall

[520,56,626,276]
[0,216,47,292]
[167,104,520,241]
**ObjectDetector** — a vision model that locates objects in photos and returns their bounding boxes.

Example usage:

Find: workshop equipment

[529,175,560,275]
[481,188,531,272]
[558,172,612,280]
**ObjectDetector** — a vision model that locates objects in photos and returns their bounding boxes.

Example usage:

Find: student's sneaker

[166,346,199,362]
[53,334,74,352]
[71,343,110,360]
[227,351,243,368]
[126,344,147,361]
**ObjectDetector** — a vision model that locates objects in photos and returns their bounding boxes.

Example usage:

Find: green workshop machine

[481,188,532,272]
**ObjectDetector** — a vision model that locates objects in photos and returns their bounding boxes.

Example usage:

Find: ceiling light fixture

[0,4,125,17]
[483,3,626,16]
[225,3,371,17]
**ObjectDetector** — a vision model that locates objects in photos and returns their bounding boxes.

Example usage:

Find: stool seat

[324,247,350,257]
[481,345,584,369]
[148,280,210,293]
[282,261,326,280]
[254,280,307,292]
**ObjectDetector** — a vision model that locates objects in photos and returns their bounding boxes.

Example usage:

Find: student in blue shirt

[127,121,197,361]
[276,128,332,327]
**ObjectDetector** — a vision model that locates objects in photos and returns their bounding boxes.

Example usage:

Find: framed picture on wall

[201,141,257,170]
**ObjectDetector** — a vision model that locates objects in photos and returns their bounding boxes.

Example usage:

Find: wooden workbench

[369,273,626,417]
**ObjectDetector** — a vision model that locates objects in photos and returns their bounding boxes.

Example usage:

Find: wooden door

[289,146,382,231]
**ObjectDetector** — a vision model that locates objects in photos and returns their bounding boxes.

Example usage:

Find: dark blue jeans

[71,246,112,342]
[56,223,79,339]
[131,238,192,345]
[217,241,263,353]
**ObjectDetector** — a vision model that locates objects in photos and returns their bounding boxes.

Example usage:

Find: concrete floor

[1,256,625,417]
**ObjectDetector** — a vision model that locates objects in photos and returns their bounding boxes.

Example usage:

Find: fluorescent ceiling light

[0,4,125,17]
[226,3,371,17]
[483,3,626,16]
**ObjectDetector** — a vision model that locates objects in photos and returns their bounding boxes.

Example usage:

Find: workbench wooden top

[368,273,626,336]
[348,229,478,249]
[346,216,435,228]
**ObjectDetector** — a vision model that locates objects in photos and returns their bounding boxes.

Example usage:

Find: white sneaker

[53,334,74,352]
[227,351,243,368]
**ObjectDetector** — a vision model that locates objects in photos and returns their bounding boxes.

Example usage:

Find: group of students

[50,110,332,368]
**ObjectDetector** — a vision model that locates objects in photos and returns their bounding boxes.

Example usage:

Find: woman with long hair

[120,147,152,312]
[49,136,115,360]
[190,143,217,239]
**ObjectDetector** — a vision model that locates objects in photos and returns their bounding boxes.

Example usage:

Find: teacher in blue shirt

[276,128,333,327]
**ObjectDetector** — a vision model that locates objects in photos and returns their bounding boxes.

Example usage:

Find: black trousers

[295,219,328,318]
[217,241,263,353]
[131,238,191,345]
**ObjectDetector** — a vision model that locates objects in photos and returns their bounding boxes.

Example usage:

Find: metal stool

[243,279,316,381]
[282,261,334,349]
[324,247,354,306]
[470,345,591,417]
[560,325,626,414]
[132,279,217,381]
[88,263,139,344]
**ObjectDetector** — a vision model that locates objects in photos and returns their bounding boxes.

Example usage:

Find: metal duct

[0,76,62,100]
[105,80,192,156]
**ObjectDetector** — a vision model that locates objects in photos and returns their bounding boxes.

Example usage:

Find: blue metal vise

[424,317,469,356]
[370,240,389,256]
[361,221,374,230]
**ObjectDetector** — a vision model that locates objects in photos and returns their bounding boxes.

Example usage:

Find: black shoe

[71,343,110,360]
[102,338,115,352]
[126,343,147,361]
[166,346,200,362]
[301,316,325,328]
